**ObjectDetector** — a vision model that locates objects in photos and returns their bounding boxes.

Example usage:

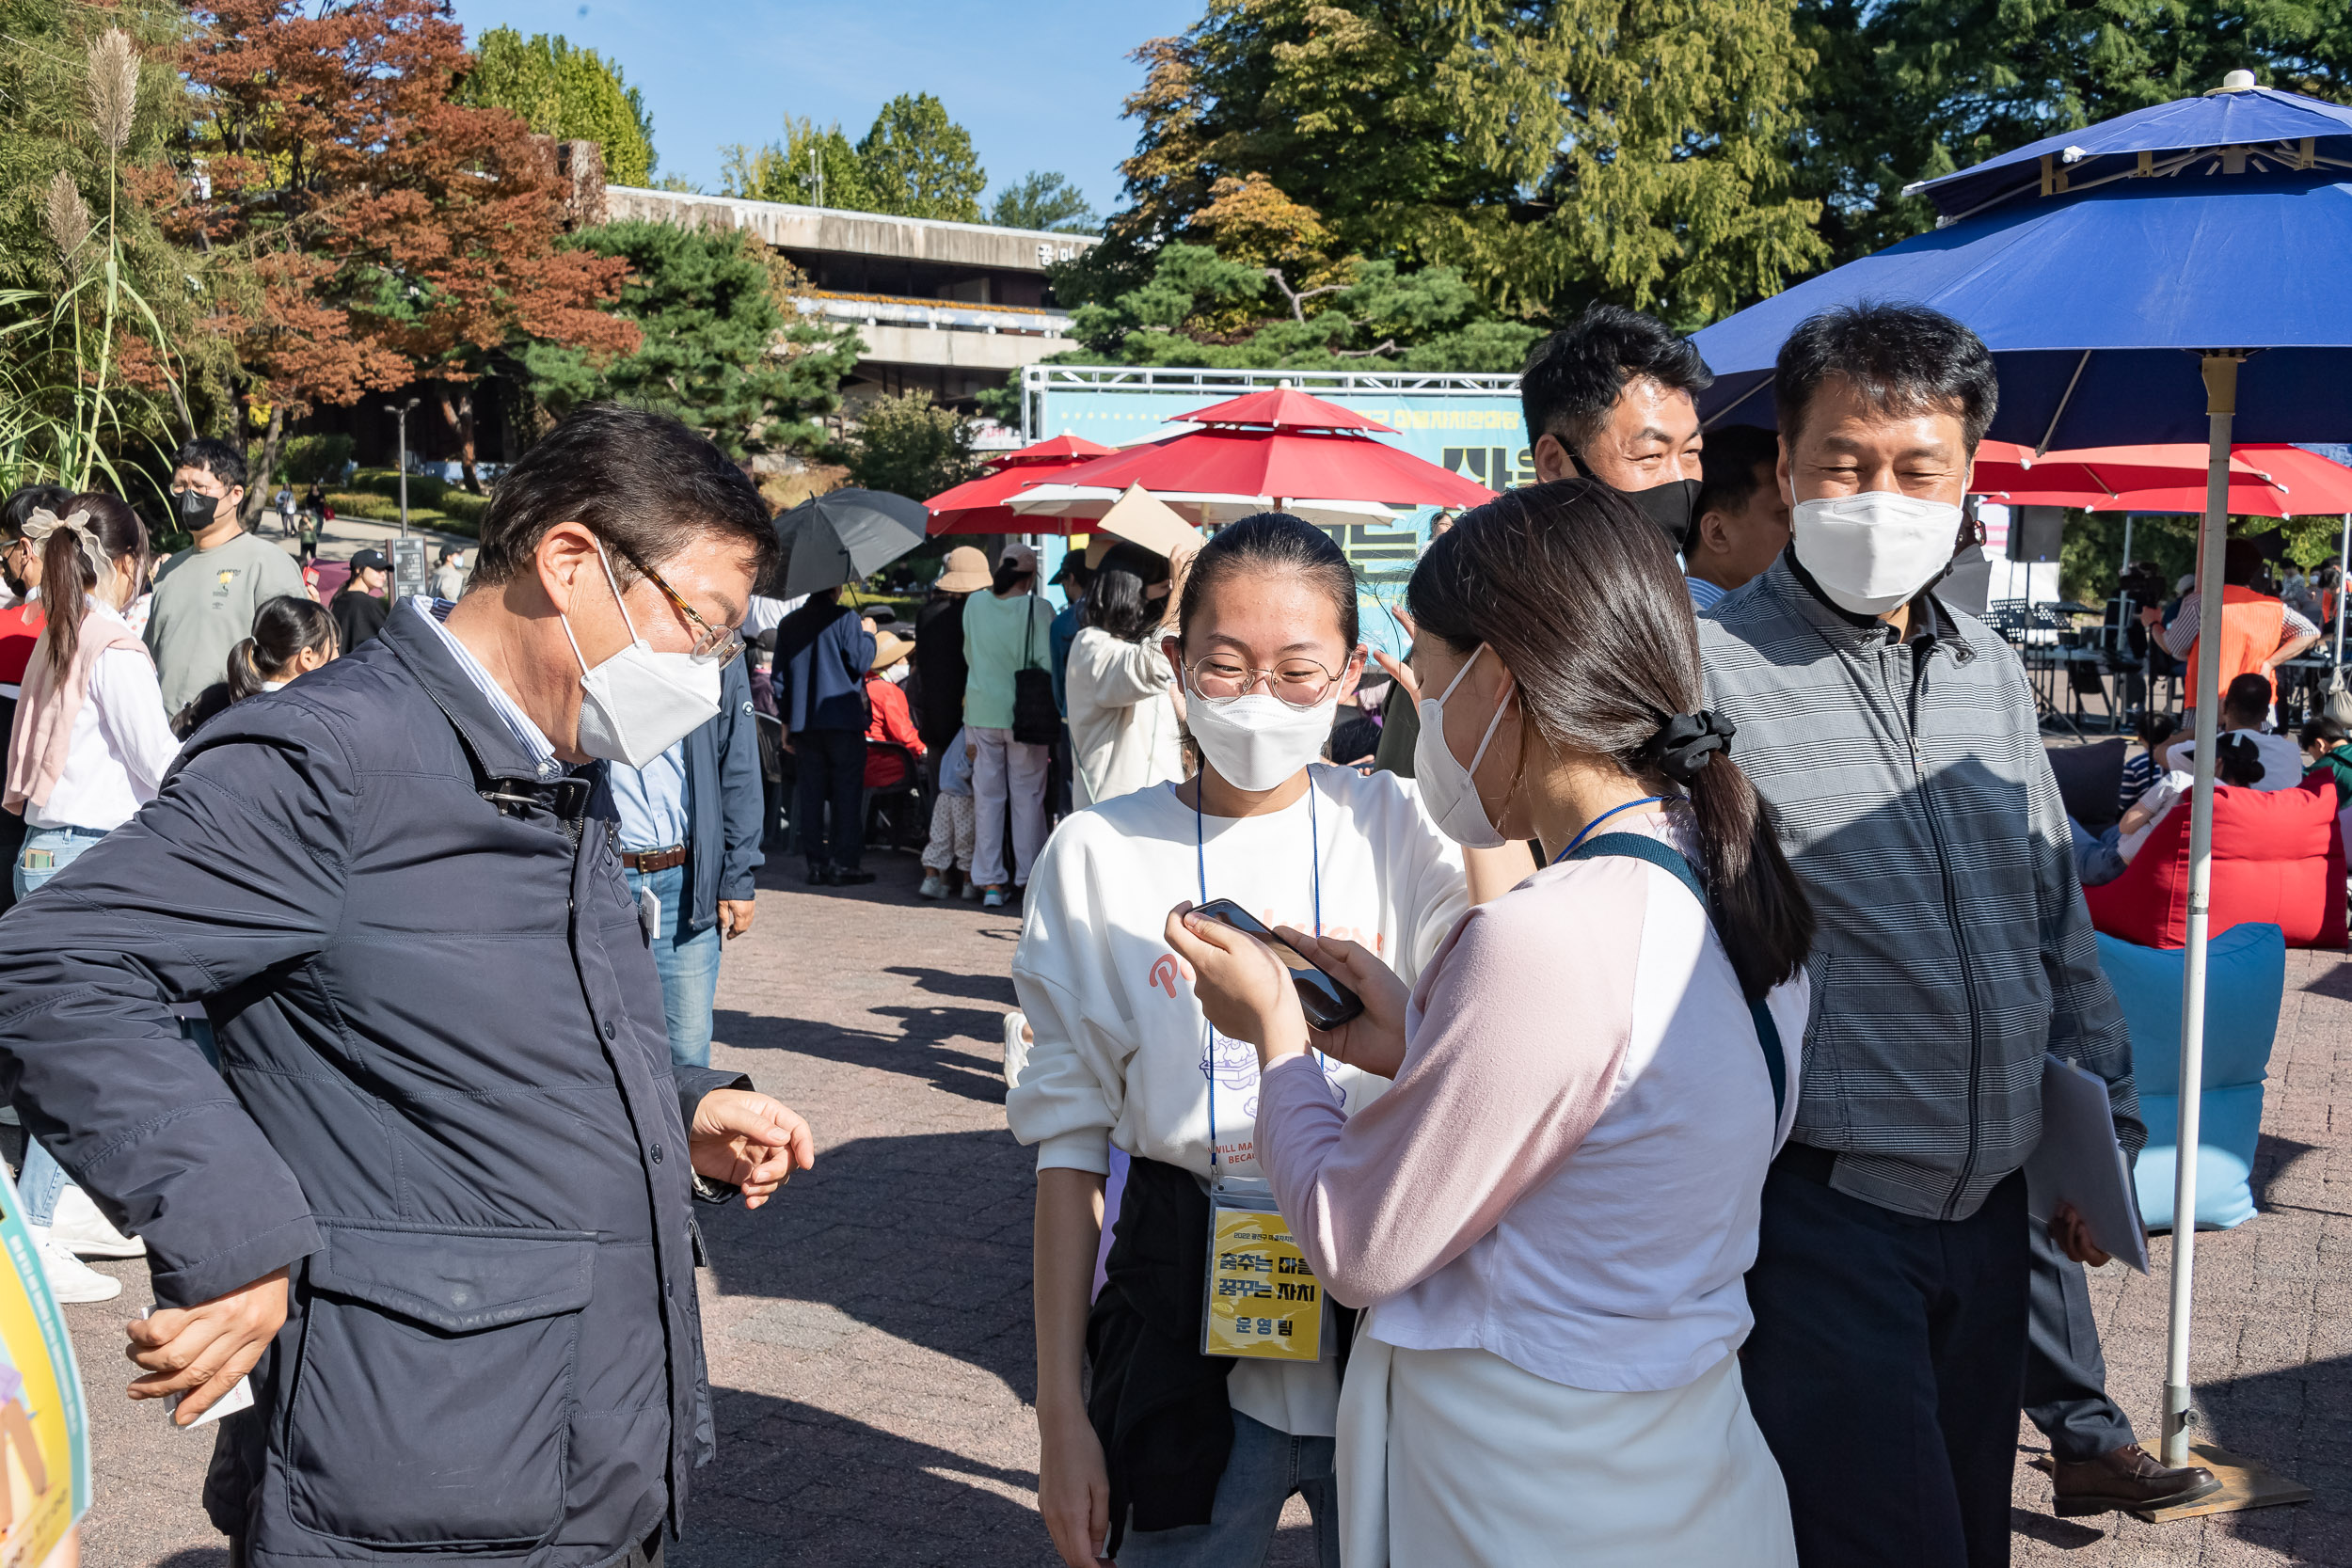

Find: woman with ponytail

[225,594,337,701]
[1171,480,1813,1566]
[0,492,176,1303]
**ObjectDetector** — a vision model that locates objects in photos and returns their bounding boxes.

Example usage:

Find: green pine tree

[522,221,860,456]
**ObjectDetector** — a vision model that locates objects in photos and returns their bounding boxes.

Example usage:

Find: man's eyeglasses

[619,547,743,665]
[1184,654,1348,710]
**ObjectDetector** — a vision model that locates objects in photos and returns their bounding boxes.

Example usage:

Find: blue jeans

[14,827,106,1226]
[2068,817,2127,887]
[1117,1410,1338,1567]
[625,863,721,1069]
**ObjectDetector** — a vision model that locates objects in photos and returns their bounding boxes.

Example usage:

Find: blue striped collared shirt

[404,596,566,782]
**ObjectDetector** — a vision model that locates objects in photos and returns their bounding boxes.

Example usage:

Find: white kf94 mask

[561,541,723,768]
[1789,491,1964,617]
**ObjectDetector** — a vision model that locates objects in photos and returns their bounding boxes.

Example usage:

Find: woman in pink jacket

[1172,479,1818,1566]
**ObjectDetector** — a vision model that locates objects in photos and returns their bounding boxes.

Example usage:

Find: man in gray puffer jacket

[0,405,814,1568]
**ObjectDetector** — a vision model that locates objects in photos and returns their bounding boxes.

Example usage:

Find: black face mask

[177,489,219,525]
[1618,477,1705,555]
[1569,452,1704,553]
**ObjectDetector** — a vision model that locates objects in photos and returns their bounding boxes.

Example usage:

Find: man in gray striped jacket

[1698,303,2157,1568]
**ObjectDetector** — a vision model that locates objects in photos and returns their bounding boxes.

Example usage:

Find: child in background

[2300,715,2352,806]
[920,723,977,901]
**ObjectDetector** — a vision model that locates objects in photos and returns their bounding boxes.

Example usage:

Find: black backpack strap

[1564,832,1787,1122]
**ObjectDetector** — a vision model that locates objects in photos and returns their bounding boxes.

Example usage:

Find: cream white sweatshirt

[1007,765,1469,1438]
[1009,765,1469,1179]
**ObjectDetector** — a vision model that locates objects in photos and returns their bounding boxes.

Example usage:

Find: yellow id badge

[1201,1198,1327,1362]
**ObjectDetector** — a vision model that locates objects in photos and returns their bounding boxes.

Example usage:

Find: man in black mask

[1522,303,1713,551]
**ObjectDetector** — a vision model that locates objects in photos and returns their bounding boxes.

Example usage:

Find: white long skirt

[1337,1337,1797,1567]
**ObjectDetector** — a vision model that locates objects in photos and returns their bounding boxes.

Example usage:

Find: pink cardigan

[1254,813,1804,1392]
[5,607,148,813]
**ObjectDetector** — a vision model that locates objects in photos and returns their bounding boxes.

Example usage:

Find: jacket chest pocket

[284,1225,596,1550]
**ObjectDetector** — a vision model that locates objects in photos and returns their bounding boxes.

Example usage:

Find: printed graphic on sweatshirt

[1200,1025,1345,1171]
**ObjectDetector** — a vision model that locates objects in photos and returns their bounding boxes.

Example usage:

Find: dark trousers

[1743,1154,2029,1568]
[2023,1213,2137,1462]
[793,728,866,872]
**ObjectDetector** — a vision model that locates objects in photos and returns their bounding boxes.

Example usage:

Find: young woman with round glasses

[1006,513,1530,1568]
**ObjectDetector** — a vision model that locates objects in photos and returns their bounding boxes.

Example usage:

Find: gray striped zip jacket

[1698,555,2140,1222]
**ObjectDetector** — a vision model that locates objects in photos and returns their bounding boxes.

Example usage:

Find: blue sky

[454,0,1203,214]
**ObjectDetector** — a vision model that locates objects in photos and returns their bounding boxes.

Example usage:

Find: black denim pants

[1742,1151,2030,1568]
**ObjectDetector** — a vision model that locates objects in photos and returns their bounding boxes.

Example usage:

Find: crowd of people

[0,293,2341,1568]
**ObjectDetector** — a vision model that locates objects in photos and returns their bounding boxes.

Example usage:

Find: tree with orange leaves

[176,0,637,505]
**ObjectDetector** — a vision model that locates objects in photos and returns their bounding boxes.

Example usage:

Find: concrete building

[605,185,1097,416]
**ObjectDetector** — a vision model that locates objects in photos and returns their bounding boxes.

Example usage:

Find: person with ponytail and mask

[1696,303,2176,1559]
[2,493,179,1303]
[1171,482,1811,1566]
[1009,513,1530,1568]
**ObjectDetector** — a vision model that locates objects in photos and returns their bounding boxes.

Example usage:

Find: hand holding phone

[1164,902,1320,1070]
[1187,900,1364,1030]
[1269,927,1410,1079]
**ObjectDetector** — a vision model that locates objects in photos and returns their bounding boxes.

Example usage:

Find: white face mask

[1789,491,1964,617]
[1186,689,1336,793]
[560,542,723,768]
[1413,644,1516,849]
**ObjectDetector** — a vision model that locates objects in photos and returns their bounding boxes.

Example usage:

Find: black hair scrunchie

[1649,710,1737,784]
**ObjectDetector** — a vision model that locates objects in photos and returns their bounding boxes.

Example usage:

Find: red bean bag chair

[2086,775,2347,949]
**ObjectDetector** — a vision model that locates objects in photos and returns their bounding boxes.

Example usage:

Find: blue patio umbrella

[1691,73,2352,1486]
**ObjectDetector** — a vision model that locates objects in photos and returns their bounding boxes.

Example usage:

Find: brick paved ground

[64,855,2352,1566]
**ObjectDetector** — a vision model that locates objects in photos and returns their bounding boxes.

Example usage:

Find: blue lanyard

[1551,796,1666,864]
[1196,776,1323,1180]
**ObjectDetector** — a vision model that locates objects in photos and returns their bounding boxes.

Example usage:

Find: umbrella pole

[2337,513,2349,667]
[2137,356,2312,1524]
[2159,355,2234,1470]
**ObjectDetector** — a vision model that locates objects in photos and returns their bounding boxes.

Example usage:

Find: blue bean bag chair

[2093,924,2285,1231]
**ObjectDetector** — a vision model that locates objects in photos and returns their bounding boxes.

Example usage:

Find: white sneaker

[27,1226,120,1303]
[960,877,983,902]
[919,873,949,900]
[51,1184,144,1259]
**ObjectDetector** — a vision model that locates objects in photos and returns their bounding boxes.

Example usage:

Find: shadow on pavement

[701,1130,1039,1399]
[2249,1132,2321,1214]
[678,1392,1049,1567]
[2010,1507,2106,1549]
[151,1553,231,1568]
[882,965,1019,1008]
[713,1006,1008,1104]
[2299,957,2352,1003]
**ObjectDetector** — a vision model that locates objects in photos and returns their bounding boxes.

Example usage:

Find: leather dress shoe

[2049,1444,2221,1515]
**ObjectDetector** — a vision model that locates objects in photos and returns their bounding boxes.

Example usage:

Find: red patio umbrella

[1175,388,1399,433]
[1044,390,1493,511]
[1971,441,2352,515]
[924,434,1118,534]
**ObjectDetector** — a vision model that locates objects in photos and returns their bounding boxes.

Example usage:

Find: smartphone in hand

[1192,899,1364,1030]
